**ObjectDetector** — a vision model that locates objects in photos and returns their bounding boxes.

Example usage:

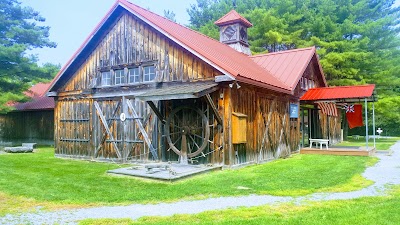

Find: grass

[80,185,400,225]
[0,147,377,215]
[334,136,400,150]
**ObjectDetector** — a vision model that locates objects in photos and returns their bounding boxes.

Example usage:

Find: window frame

[143,65,156,82]
[101,71,112,86]
[114,69,125,85]
[98,63,157,87]
[128,67,140,84]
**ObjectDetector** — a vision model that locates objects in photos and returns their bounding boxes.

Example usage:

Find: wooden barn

[0,83,54,145]
[47,0,338,166]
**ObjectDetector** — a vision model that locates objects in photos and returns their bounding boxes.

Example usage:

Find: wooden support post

[254,93,259,162]
[365,98,369,150]
[127,100,159,160]
[223,87,233,166]
[122,97,128,163]
[372,101,376,149]
[94,101,122,159]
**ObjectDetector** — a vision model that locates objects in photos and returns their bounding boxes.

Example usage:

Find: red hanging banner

[345,104,363,129]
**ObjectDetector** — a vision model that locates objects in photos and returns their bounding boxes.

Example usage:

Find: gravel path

[1,141,400,225]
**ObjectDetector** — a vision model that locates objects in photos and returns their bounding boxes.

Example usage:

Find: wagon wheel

[165,106,210,163]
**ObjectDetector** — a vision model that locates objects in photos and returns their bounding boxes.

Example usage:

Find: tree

[0,0,57,112]
[164,10,176,22]
[187,0,400,135]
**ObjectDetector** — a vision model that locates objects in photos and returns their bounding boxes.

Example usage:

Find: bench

[144,164,171,174]
[353,135,360,140]
[22,143,36,149]
[309,139,329,150]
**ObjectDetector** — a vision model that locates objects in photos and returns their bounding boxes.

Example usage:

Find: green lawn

[80,185,400,225]
[0,146,376,215]
[334,136,400,150]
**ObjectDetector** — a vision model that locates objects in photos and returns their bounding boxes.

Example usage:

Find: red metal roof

[214,10,253,27]
[300,84,375,101]
[24,83,52,97]
[250,47,327,90]
[49,0,292,94]
[14,96,54,111]
[13,83,54,111]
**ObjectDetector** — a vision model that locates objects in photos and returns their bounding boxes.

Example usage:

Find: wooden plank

[94,101,122,159]
[205,94,222,126]
[126,100,158,160]
[146,101,165,123]
[223,87,233,166]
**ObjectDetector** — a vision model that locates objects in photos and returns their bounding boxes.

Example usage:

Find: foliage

[373,96,400,134]
[334,136,400,150]
[0,147,375,214]
[187,0,400,135]
[163,10,176,22]
[0,0,58,112]
[80,185,400,225]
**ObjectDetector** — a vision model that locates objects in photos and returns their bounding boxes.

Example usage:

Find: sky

[19,0,197,66]
[20,0,400,66]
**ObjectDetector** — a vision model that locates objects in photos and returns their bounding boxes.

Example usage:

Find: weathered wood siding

[55,97,157,161]
[55,99,91,156]
[60,12,222,93]
[293,58,325,98]
[229,84,300,165]
[0,110,54,145]
[319,112,341,144]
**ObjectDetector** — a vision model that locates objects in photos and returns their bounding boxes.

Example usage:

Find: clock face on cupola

[222,25,238,41]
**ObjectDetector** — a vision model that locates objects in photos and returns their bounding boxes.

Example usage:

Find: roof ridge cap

[249,47,315,58]
[314,84,375,89]
[121,0,232,49]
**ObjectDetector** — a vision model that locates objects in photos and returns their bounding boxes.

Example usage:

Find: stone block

[4,147,33,153]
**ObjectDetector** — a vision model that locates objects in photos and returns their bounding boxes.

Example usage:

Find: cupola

[214,10,253,55]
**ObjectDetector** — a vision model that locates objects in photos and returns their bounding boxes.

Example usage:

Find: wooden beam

[94,101,122,159]
[223,87,233,166]
[126,100,159,160]
[205,94,223,126]
[147,101,165,124]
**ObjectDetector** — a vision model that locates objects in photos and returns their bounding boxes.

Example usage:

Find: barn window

[114,69,125,85]
[101,71,111,86]
[143,65,156,82]
[300,77,304,89]
[128,67,140,83]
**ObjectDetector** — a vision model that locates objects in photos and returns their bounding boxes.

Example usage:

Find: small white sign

[120,113,126,122]
[215,75,234,82]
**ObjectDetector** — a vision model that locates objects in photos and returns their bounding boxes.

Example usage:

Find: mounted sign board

[289,103,299,118]
[215,75,234,82]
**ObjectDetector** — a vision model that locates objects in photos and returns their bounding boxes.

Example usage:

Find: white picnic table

[309,138,329,150]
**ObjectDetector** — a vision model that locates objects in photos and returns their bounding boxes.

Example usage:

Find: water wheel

[165,106,210,164]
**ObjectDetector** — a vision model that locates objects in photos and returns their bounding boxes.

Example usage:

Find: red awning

[300,84,375,102]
